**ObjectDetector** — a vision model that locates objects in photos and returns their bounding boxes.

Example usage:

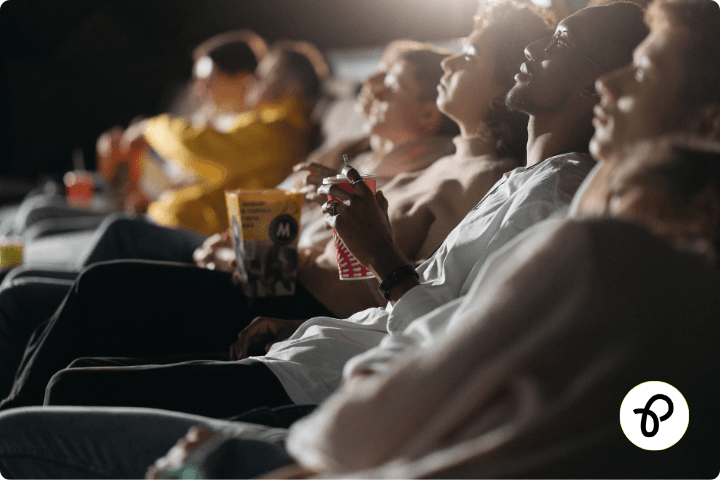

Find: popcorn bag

[225,189,303,297]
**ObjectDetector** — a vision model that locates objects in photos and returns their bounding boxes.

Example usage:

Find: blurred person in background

[0,31,273,240]
[97,30,268,211]
[123,40,326,235]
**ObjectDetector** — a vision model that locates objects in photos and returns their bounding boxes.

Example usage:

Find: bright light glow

[531,0,553,8]
[194,56,214,79]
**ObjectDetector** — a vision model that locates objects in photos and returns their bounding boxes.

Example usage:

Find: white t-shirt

[255,152,596,404]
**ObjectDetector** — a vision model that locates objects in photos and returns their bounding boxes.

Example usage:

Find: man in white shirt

[248,2,646,403]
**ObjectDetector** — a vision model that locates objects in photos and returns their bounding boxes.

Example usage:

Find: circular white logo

[620,381,689,451]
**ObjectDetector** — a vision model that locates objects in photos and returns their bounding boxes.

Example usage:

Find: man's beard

[505,81,574,116]
[505,86,538,116]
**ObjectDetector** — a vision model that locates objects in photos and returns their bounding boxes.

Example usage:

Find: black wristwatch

[378,265,419,301]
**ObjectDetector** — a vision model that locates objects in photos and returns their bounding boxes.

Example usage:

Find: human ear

[419,102,443,133]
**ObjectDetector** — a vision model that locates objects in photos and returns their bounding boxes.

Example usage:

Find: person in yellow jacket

[115,41,326,235]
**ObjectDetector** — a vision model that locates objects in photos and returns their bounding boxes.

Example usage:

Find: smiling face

[365,59,433,144]
[505,8,607,116]
[436,27,503,132]
[590,27,688,161]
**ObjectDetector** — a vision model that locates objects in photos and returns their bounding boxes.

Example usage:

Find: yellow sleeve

[144,112,272,185]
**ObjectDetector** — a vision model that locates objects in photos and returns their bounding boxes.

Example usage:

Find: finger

[341,166,373,197]
[376,190,389,216]
[324,215,338,230]
[229,342,238,361]
[236,331,253,360]
[304,192,327,205]
[341,165,361,181]
[321,201,348,216]
[303,174,324,187]
[293,162,337,177]
[316,183,353,202]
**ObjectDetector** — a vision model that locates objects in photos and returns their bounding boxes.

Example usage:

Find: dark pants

[46,354,293,419]
[0,216,206,397]
[0,260,335,415]
[78,214,208,267]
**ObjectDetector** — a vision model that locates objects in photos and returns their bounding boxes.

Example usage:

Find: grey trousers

[0,406,294,479]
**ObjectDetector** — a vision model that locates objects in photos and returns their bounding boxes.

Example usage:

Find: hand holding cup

[318,166,405,278]
[292,162,340,204]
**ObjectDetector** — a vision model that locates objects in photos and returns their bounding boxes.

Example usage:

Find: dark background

[0,0,482,180]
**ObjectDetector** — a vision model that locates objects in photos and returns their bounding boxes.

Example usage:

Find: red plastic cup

[64,171,95,208]
[323,173,378,280]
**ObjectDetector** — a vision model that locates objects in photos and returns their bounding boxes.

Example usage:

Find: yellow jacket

[144,96,314,235]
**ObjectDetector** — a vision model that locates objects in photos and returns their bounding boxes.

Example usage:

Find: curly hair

[473,1,555,160]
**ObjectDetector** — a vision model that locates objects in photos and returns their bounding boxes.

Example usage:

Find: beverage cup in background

[322,173,377,280]
[0,236,23,269]
[64,170,95,208]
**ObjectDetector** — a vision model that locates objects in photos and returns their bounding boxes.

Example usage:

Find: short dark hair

[646,0,720,110]
[193,30,267,76]
[579,2,649,74]
[475,0,555,160]
[270,41,329,102]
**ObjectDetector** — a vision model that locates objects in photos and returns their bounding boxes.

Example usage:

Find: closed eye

[545,33,570,52]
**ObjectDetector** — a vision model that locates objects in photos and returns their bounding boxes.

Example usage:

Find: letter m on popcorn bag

[225,189,303,297]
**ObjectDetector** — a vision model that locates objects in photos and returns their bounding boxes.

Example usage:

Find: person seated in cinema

[0,1,562,417]
[279,137,720,480]
[97,29,269,203]
[305,0,720,409]
[569,0,720,215]
[0,0,635,421]
[2,139,718,480]
[0,41,458,397]
[134,40,327,235]
[0,31,269,241]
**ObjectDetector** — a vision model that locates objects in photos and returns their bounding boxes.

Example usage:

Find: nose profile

[364,71,385,89]
[595,64,629,102]
[524,38,547,62]
[440,53,459,74]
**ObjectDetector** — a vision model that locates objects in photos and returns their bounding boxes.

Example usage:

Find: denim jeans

[0,406,293,479]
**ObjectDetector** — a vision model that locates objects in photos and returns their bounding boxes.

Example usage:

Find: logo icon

[268,214,298,245]
[620,381,689,450]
